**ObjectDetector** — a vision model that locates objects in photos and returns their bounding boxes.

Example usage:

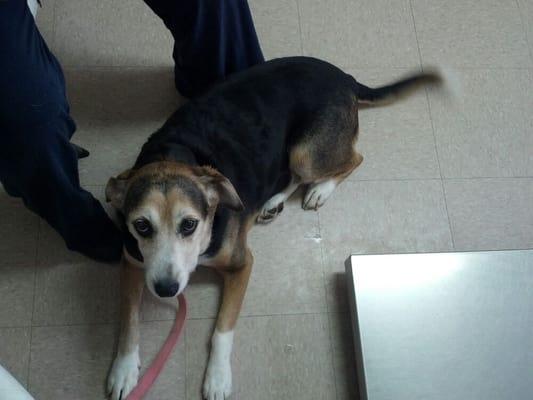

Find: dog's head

[106,162,243,298]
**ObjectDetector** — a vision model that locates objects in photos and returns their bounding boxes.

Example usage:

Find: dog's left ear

[105,168,132,210]
[196,166,244,212]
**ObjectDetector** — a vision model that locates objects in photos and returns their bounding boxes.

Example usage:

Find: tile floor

[1,1,532,399]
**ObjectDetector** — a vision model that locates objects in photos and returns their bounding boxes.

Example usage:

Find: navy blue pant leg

[144,0,265,97]
[0,0,122,261]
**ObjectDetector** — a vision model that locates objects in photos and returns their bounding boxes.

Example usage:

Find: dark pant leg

[0,0,122,262]
[144,0,264,97]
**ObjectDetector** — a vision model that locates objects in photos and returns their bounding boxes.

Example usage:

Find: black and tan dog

[105,56,441,400]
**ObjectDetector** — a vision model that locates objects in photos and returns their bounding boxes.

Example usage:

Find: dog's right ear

[105,169,132,209]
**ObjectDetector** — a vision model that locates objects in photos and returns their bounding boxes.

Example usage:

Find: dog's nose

[154,280,180,297]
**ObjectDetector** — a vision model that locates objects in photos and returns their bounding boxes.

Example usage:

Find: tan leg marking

[216,248,253,332]
[203,219,254,400]
[118,261,145,354]
[107,259,145,400]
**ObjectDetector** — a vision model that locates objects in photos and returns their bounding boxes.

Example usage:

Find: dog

[104,56,441,400]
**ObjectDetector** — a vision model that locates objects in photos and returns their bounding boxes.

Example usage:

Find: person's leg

[0,0,122,262]
[144,0,264,97]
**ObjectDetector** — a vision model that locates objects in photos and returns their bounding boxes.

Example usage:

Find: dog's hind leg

[288,100,363,211]
[203,248,253,400]
[302,151,362,210]
[107,260,144,400]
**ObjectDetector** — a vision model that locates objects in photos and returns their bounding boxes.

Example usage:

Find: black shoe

[71,143,90,159]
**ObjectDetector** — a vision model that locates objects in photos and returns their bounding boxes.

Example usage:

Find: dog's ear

[195,166,244,212]
[105,168,132,209]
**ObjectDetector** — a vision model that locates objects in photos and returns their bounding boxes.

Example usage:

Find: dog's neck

[134,142,199,169]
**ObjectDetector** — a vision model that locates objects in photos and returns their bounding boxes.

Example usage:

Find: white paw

[302,180,337,210]
[256,194,285,224]
[203,330,234,400]
[202,359,232,400]
[107,350,140,400]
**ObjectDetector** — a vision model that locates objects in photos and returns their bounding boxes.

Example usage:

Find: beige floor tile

[175,266,221,321]
[444,178,533,251]
[299,0,420,68]
[35,0,55,47]
[186,314,336,400]
[62,67,181,186]
[328,312,360,400]
[412,0,530,67]
[0,264,35,328]
[29,324,116,400]
[347,68,440,180]
[428,69,533,178]
[36,214,187,325]
[0,192,39,266]
[249,0,302,59]
[75,120,158,187]
[29,321,185,400]
[245,201,325,315]
[180,201,325,320]
[0,327,31,387]
[139,289,185,322]
[34,186,120,326]
[319,180,453,312]
[53,0,173,67]
[138,321,186,400]
[32,256,120,326]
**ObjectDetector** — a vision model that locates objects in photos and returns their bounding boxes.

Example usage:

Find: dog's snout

[154,279,180,297]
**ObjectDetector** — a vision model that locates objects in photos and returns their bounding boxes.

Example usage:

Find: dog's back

[134,57,440,213]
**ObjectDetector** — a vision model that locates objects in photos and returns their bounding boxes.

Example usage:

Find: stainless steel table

[346,250,533,400]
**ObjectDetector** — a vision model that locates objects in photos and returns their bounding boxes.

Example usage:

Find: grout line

[26,218,42,388]
[317,212,342,400]
[344,65,532,72]
[184,321,188,400]
[294,0,305,56]
[513,0,533,65]
[421,87,456,250]
[345,177,441,184]
[82,176,533,189]
[16,311,332,330]
[407,0,428,73]
[409,0,456,250]
[62,64,175,70]
[443,176,533,181]
[440,181,456,248]
[51,0,57,47]
[52,65,531,73]
[425,88,456,251]
[408,0,424,71]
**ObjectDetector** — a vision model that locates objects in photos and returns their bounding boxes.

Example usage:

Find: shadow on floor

[64,67,184,126]
[331,272,361,399]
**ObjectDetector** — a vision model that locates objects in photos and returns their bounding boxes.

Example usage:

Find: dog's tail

[353,70,442,106]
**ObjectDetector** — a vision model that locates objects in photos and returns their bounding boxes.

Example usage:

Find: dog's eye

[133,218,152,237]
[180,218,198,236]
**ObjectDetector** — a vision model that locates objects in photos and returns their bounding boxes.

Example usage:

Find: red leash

[126,294,187,400]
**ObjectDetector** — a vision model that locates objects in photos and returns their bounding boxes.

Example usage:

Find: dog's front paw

[256,201,284,224]
[107,350,140,400]
[202,358,232,400]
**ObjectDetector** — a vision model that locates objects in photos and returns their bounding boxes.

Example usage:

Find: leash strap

[125,294,187,400]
